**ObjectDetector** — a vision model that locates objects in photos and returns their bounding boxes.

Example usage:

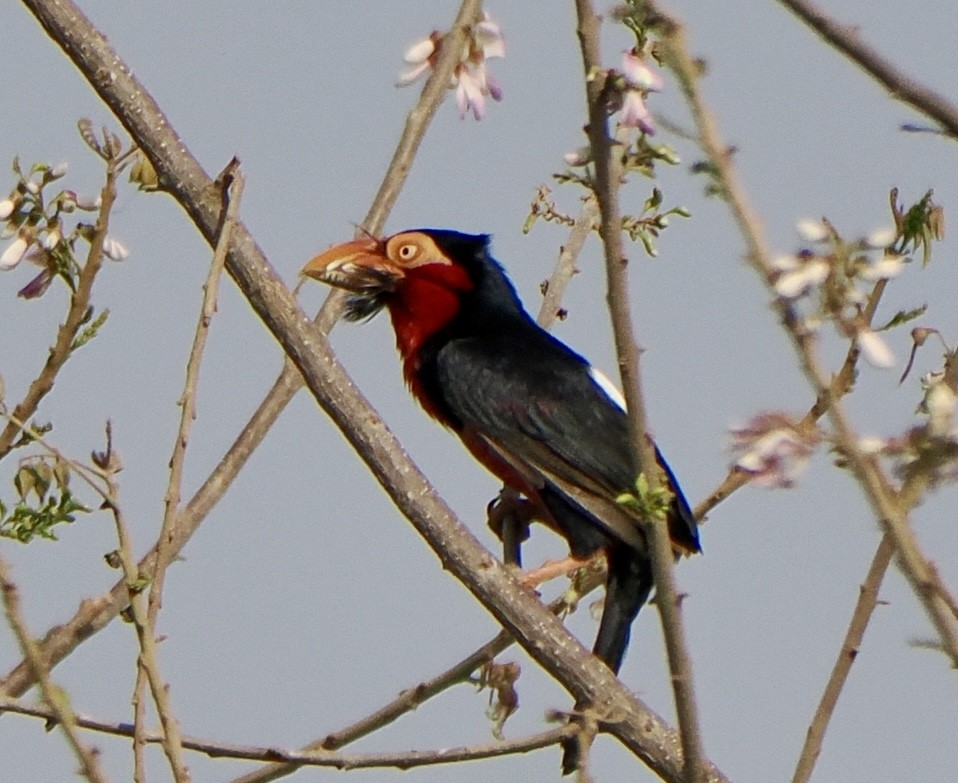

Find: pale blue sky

[2,2,957,782]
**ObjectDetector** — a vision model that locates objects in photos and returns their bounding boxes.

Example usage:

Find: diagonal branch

[775,0,958,137]
[791,533,894,783]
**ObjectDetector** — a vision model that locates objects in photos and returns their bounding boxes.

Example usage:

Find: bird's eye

[397,243,418,261]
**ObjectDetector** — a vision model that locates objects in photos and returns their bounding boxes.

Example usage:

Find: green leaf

[877,304,927,332]
[71,308,109,352]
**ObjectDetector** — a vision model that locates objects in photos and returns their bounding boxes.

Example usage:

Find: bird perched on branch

[302,229,700,676]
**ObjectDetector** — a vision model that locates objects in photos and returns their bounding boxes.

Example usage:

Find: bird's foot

[486,488,534,566]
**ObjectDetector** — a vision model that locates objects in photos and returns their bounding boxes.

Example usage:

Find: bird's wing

[434,331,698,551]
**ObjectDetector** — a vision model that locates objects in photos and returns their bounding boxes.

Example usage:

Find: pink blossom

[620,89,655,134]
[730,413,820,488]
[474,14,506,60]
[615,51,663,134]
[621,51,663,92]
[396,12,504,121]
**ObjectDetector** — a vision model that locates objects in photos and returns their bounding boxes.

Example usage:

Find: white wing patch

[589,366,627,411]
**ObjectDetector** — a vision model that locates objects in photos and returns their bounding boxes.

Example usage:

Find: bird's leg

[486,487,533,566]
[518,553,597,589]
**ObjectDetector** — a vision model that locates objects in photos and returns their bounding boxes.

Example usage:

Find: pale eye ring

[397,243,418,261]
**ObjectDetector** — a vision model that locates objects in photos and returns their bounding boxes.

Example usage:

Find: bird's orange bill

[302,238,404,294]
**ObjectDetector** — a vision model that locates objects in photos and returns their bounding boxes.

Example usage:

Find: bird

[302,228,700,676]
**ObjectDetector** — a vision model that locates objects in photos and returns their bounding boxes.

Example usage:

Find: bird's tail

[561,546,653,774]
[593,545,654,672]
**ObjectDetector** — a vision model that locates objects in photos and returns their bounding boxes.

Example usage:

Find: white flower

[857,328,895,368]
[102,235,129,261]
[0,198,14,220]
[403,36,436,65]
[563,146,592,167]
[796,218,829,243]
[865,226,897,248]
[396,33,439,86]
[0,237,28,270]
[49,162,69,180]
[42,228,61,250]
[773,255,829,298]
[861,253,904,281]
[857,436,888,454]
[474,14,505,59]
[923,377,957,436]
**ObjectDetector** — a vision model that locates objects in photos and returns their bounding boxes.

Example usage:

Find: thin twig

[146,165,243,782]
[0,695,576,770]
[536,196,599,328]
[791,533,894,783]
[92,429,189,783]
[94,424,148,783]
[776,0,958,137]
[574,4,705,780]
[226,586,603,783]
[0,159,117,458]
[0,556,110,783]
